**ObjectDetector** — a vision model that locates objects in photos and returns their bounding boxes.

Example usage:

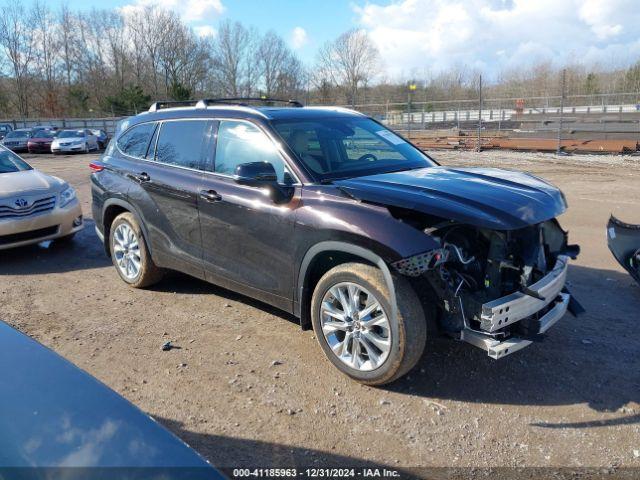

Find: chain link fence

[3,90,640,153]
[341,90,640,153]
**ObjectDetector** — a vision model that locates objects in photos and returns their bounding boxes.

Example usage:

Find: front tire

[311,262,426,385]
[109,212,163,288]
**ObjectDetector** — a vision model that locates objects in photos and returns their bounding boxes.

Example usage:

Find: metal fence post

[407,83,416,139]
[477,74,482,152]
[557,69,566,154]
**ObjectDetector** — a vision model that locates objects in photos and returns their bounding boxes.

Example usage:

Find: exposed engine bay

[392,218,584,358]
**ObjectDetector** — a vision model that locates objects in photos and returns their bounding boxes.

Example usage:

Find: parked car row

[0,125,109,154]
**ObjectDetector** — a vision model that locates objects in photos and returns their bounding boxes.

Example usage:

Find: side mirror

[234,161,278,185]
[234,162,292,203]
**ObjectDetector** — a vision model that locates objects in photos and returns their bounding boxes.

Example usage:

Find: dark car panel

[335,166,567,231]
[0,321,219,477]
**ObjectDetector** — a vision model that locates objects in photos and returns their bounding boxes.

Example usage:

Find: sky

[49,0,640,80]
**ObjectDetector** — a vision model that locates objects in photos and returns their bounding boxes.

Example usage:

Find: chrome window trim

[115,117,302,186]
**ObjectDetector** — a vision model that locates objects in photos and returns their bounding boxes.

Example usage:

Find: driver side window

[214,120,292,184]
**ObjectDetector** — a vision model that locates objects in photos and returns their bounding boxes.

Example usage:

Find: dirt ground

[1,150,639,474]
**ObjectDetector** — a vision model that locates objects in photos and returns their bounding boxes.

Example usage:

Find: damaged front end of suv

[338,166,584,360]
[394,219,582,358]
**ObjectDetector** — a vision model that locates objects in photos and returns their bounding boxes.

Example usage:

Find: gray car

[0,128,32,152]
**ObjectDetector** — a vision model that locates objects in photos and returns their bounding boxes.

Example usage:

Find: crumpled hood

[335,166,567,230]
[0,170,65,198]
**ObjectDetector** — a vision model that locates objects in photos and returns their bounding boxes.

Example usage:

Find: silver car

[1,128,32,152]
[0,146,83,250]
[51,129,99,154]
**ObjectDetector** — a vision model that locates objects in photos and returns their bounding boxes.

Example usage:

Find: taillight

[89,162,104,172]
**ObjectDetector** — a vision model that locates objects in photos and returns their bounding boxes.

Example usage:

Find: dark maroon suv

[91,98,582,385]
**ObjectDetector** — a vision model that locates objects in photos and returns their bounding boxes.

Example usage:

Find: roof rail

[198,97,304,108]
[148,100,199,112]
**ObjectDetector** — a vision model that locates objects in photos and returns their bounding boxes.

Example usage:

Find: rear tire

[311,262,427,385]
[109,212,163,288]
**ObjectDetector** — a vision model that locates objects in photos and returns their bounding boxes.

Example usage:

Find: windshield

[6,130,30,139]
[32,130,55,139]
[0,149,32,173]
[272,117,435,181]
[58,130,84,138]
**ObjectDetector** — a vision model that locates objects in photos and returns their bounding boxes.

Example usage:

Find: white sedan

[0,146,83,249]
[51,129,99,154]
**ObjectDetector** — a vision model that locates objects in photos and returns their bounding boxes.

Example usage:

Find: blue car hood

[335,166,567,230]
[0,321,221,479]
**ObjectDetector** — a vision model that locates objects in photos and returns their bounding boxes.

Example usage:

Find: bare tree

[33,0,61,115]
[128,5,172,96]
[257,31,305,97]
[210,20,255,97]
[158,15,211,99]
[100,10,127,91]
[59,4,77,88]
[0,1,35,116]
[316,29,379,106]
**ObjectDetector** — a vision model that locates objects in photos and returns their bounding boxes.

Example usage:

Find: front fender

[294,186,440,265]
[293,187,441,326]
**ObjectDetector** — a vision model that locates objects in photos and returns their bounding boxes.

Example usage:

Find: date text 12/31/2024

[231,468,401,478]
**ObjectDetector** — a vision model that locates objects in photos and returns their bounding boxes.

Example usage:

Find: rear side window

[117,123,156,158]
[154,120,210,170]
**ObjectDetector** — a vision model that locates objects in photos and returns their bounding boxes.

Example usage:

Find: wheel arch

[101,199,152,258]
[295,241,399,331]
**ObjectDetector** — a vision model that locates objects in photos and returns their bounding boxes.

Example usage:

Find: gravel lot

[1,150,639,473]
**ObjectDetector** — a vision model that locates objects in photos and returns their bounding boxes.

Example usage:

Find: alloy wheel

[320,282,391,371]
[112,223,141,280]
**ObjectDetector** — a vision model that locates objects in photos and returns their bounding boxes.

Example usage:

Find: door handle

[199,189,222,202]
[128,172,150,183]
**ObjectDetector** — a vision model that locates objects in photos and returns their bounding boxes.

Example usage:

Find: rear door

[127,119,214,278]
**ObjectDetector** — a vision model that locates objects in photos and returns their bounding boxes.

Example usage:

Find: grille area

[0,225,59,245]
[0,196,57,220]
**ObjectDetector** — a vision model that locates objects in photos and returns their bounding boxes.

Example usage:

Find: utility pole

[477,74,483,152]
[557,69,566,154]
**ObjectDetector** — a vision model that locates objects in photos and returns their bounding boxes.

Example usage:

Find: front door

[197,119,298,310]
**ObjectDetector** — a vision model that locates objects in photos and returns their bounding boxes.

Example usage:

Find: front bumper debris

[479,255,569,332]
[607,215,640,285]
[461,292,570,359]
